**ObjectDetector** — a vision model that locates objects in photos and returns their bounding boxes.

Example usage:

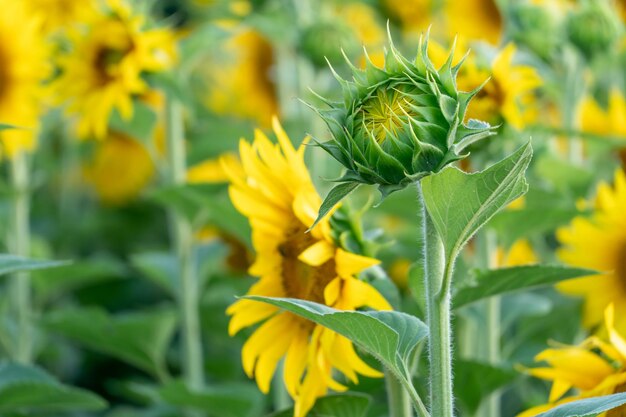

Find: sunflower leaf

[0,254,70,277]
[0,361,106,413]
[453,265,597,309]
[535,393,626,416]
[421,142,532,260]
[244,296,427,389]
[310,182,360,231]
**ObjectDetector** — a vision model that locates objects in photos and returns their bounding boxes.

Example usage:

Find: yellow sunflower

[55,0,176,139]
[382,0,432,32]
[497,239,538,267]
[187,154,239,184]
[224,118,391,417]
[24,0,97,34]
[204,29,278,128]
[444,0,503,45]
[83,131,154,205]
[579,89,626,138]
[518,305,626,417]
[557,169,626,335]
[468,44,542,130]
[0,0,49,158]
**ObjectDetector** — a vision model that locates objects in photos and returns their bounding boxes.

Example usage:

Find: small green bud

[300,21,359,67]
[567,2,620,58]
[511,3,562,59]
[309,33,495,226]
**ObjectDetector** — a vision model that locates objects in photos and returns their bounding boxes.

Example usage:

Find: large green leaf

[536,393,626,416]
[44,307,176,379]
[0,255,69,277]
[130,252,178,297]
[453,265,596,309]
[244,297,427,394]
[157,381,264,417]
[421,142,532,259]
[0,361,106,413]
[268,393,371,417]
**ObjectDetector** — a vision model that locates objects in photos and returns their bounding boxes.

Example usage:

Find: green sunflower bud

[309,33,495,227]
[300,21,359,67]
[511,3,562,59]
[566,2,620,59]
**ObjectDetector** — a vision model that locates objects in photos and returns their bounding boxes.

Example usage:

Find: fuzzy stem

[386,370,414,417]
[165,97,204,389]
[417,183,454,417]
[10,151,32,363]
[482,230,501,417]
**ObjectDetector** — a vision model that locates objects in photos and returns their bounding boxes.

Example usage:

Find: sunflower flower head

[444,0,502,45]
[0,0,49,158]
[312,33,495,201]
[517,304,626,417]
[224,117,391,417]
[24,0,97,34]
[55,0,177,139]
[567,1,621,59]
[557,169,626,335]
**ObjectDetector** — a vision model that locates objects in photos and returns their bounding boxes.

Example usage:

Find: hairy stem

[10,151,32,363]
[417,183,454,417]
[165,97,204,389]
[386,370,414,417]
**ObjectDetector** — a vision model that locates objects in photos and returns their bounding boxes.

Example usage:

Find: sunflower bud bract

[567,2,620,59]
[310,33,495,227]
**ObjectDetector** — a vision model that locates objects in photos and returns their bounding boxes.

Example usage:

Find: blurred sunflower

[187,154,238,184]
[517,305,626,417]
[24,0,96,34]
[444,0,502,45]
[579,89,626,138]
[83,131,154,205]
[204,29,278,128]
[0,0,49,158]
[224,118,391,417]
[557,169,626,335]
[55,0,176,139]
[497,239,537,267]
[381,0,432,32]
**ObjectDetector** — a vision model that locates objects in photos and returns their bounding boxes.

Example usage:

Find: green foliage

[454,360,517,415]
[268,393,371,417]
[0,255,69,277]
[453,265,596,308]
[536,393,626,416]
[0,361,106,413]
[244,296,427,398]
[422,142,532,260]
[44,307,177,379]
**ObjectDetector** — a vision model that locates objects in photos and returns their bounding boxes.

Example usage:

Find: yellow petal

[335,249,380,278]
[298,241,335,266]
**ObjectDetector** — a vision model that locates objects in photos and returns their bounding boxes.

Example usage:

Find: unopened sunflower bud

[300,21,359,67]
[309,33,495,227]
[567,3,620,58]
[511,3,562,59]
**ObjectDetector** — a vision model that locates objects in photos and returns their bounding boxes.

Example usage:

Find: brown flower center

[278,221,336,304]
[93,45,131,85]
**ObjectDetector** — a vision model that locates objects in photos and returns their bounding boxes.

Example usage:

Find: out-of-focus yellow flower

[204,29,278,128]
[337,3,385,47]
[0,0,49,158]
[24,0,97,34]
[84,131,154,205]
[517,305,626,417]
[55,0,177,139]
[382,0,431,32]
[225,118,391,417]
[187,154,239,184]
[497,240,538,267]
[579,89,626,138]
[557,169,626,335]
[444,0,502,45]
[389,258,411,289]
[468,44,542,130]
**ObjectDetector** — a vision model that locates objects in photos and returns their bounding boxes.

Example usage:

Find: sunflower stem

[9,151,32,364]
[165,96,204,390]
[386,370,413,417]
[417,183,454,417]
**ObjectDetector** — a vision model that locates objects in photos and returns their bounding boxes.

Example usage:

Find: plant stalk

[165,97,204,389]
[386,370,414,417]
[417,183,454,417]
[10,151,32,363]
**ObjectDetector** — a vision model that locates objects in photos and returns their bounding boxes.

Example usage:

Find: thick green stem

[386,370,413,417]
[165,97,204,389]
[417,183,454,417]
[10,151,32,363]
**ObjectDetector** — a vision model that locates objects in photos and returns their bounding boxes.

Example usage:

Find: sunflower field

[2,0,626,416]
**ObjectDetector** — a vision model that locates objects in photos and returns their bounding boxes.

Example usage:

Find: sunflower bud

[300,20,359,67]
[310,33,495,225]
[566,3,620,58]
[511,3,562,59]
